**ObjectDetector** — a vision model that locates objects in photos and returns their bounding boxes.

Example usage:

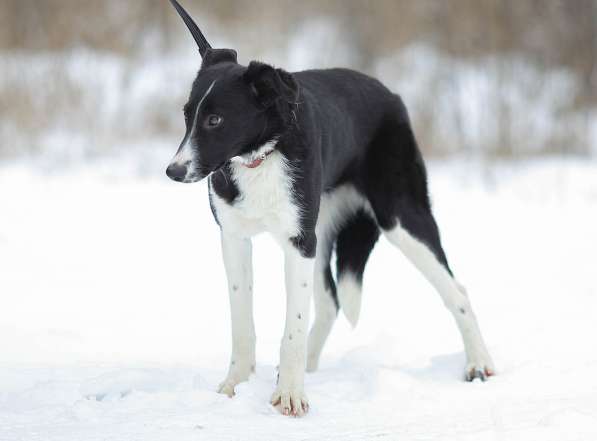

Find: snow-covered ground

[1,158,596,440]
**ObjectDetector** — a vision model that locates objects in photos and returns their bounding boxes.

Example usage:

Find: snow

[1,158,596,440]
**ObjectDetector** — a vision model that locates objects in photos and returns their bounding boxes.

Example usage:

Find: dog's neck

[244,149,275,168]
[230,139,278,169]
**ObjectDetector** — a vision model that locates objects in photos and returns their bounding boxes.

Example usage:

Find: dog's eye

[205,114,223,129]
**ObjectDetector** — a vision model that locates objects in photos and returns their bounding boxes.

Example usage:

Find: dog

[166,0,495,416]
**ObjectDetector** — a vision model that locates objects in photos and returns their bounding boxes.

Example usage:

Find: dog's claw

[465,365,495,382]
[271,390,309,417]
[468,368,486,382]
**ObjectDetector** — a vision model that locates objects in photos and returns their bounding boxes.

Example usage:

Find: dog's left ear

[243,61,299,108]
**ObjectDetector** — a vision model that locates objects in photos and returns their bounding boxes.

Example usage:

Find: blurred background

[1,0,596,164]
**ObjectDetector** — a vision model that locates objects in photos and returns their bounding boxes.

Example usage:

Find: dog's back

[294,68,407,189]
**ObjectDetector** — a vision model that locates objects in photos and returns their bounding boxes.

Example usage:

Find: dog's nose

[166,162,188,182]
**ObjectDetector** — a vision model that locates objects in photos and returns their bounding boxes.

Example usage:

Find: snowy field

[1,157,596,440]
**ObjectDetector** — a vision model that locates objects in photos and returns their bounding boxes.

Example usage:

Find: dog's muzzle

[166,161,188,182]
[166,160,204,183]
[167,139,207,183]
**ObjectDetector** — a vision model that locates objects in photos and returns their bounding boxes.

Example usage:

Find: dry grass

[0,0,595,158]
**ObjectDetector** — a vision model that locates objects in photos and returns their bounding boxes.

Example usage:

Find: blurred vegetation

[0,0,596,159]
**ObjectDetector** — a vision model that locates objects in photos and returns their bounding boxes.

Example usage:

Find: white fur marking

[211,144,315,408]
[383,222,495,374]
[217,233,256,397]
[271,244,313,415]
[170,80,217,174]
[315,185,373,247]
[306,268,337,372]
[210,144,301,240]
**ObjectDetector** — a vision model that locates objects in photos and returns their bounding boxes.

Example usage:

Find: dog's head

[166,0,299,183]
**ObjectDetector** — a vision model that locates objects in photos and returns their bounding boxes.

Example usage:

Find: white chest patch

[209,151,301,240]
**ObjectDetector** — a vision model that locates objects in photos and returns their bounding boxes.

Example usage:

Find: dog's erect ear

[168,0,212,57]
[202,48,238,68]
[243,61,299,108]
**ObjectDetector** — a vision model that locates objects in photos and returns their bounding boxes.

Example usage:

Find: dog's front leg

[217,232,256,398]
[271,245,314,416]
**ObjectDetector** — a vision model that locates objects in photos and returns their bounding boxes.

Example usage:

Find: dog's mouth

[182,171,203,183]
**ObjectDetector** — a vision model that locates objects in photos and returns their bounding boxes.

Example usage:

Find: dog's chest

[209,153,300,238]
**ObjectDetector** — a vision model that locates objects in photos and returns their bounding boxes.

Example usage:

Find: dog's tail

[335,209,379,328]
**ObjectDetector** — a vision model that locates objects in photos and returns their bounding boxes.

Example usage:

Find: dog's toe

[271,389,309,417]
[217,381,236,397]
[465,363,495,382]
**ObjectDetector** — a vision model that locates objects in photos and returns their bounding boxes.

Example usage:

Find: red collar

[244,149,274,168]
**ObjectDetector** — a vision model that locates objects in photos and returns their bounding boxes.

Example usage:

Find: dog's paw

[217,380,237,398]
[465,360,495,382]
[270,388,309,417]
[217,359,255,397]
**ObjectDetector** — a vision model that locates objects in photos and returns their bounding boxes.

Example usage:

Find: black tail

[335,209,379,327]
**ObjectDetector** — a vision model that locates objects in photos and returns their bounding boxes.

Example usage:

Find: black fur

[202,48,237,68]
[210,163,239,205]
[336,210,380,284]
[323,265,339,310]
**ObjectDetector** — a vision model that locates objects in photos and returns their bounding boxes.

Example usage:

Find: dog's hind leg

[306,189,342,373]
[335,209,379,328]
[306,243,338,372]
[307,191,380,371]
[217,233,256,397]
[366,111,495,381]
[381,212,495,381]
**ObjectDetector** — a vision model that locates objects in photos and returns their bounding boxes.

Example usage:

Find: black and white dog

[166,0,494,416]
